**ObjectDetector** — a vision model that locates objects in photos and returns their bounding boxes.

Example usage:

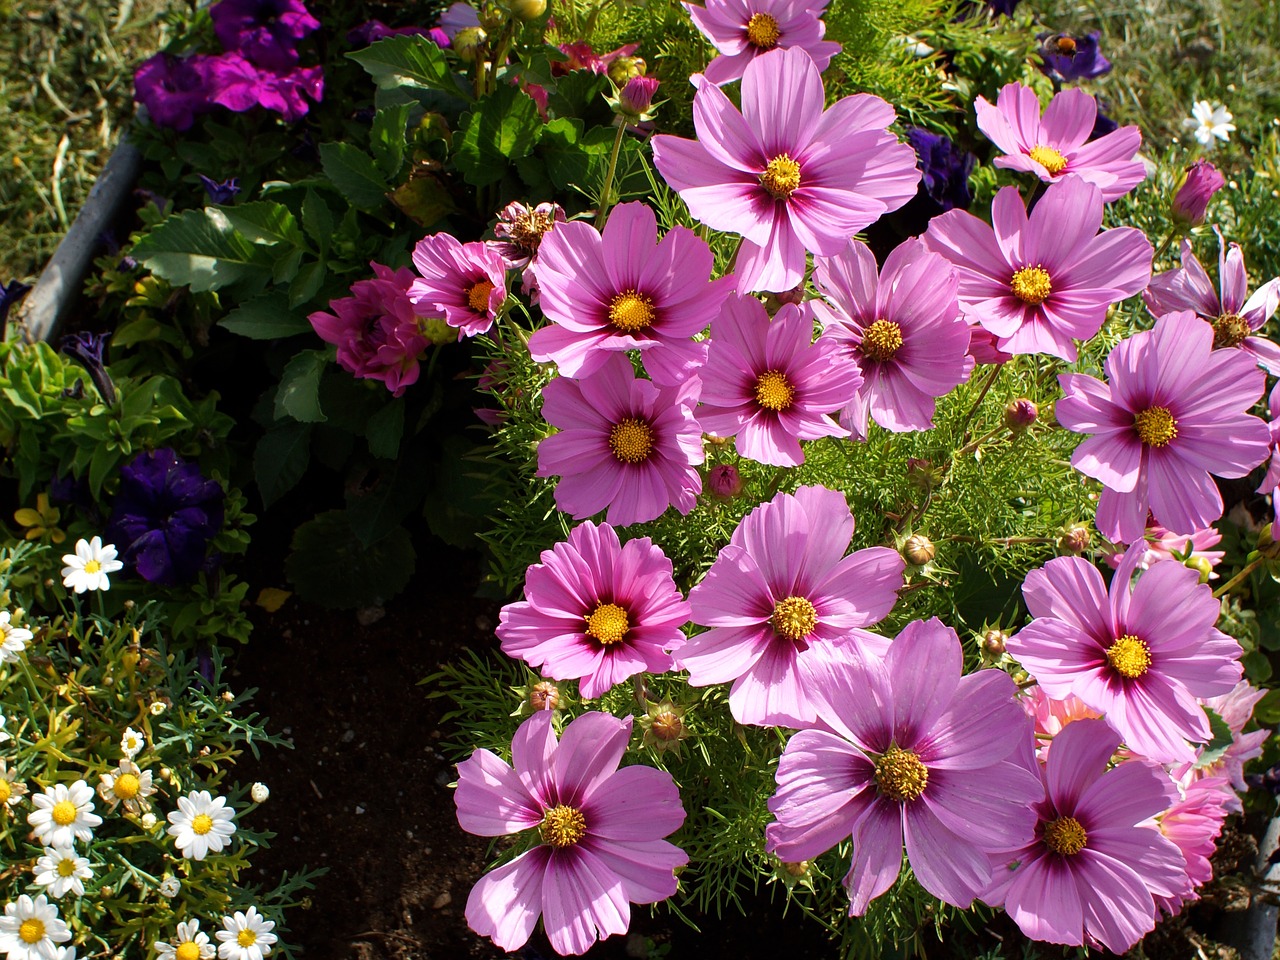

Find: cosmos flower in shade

[684,0,841,86]
[1007,542,1243,764]
[1055,310,1271,542]
[681,486,904,726]
[1171,160,1225,228]
[133,54,215,131]
[983,719,1185,953]
[811,238,972,438]
[1259,383,1280,495]
[211,0,320,70]
[975,83,1145,201]
[455,711,687,955]
[1036,31,1111,83]
[923,177,1152,361]
[1155,776,1233,916]
[1144,230,1280,374]
[696,297,860,466]
[1172,681,1270,807]
[766,618,1041,914]
[651,47,920,293]
[409,234,507,338]
[536,354,704,526]
[1104,522,1224,579]
[205,54,324,123]
[496,521,691,699]
[904,127,976,214]
[527,202,733,385]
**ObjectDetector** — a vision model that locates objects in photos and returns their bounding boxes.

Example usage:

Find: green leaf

[254,421,312,508]
[454,83,544,187]
[388,175,456,226]
[319,142,391,211]
[132,207,275,293]
[285,510,416,608]
[1243,649,1273,682]
[371,103,413,179]
[1195,708,1237,768]
[288,260,327,307]
[220,292,314,340]
[346,449,426,546]
[347,34,454,93]
[365,399,405,460]
[301,189,334,256]
[274,350,329,423]
[530,117,616,192]
[221,201,305,248]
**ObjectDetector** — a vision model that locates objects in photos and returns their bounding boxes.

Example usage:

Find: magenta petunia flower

[767,618,1041,914]
[497,521,691,699]
[812,238,973,437]
[697,297,860,466]
[681,485,903,726]
[984,719,1185,953]
[1155,775,1233,917]
[528,202,733,385]
[685,0,841,86]
[1055,310,1271,542]
[1007,542,1243,764]
[1258,383,1280,495]
[975,83,1146,201]
[536,354,704,526]
[923,176,1152,361]
[211,0,319,70]
[651,47,919,294]
[455,711,687,955]
[409,233,508,338]
[1144,229,1280,375]
[134,54,215,131]
[205,54,325,123]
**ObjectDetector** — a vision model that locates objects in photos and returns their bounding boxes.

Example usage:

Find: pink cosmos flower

[1171,159,1225,228]
[767,617,1041,914]
[528,202,733,385]
[1155,775,1233,917]
[1172,680,1269,808]
[1144,230,1280,375]
[651,47,919,294]
[408,234,507,338]
[697,297,859,466]
[984,719,1185,954]
[1258,383,1280,495]
[1021,685,1100,758]
[308,263,429,396]
[685,0,841,86]
[1055,310,1271,542]
[681,485,904,726]
[497,521,691,699]
[1008,542,1243,764]
[490,201,566,272]
[923,176,1152,361]
[455,711,687,955]
[536,354,704,526]
[812,238,973,437]
[1104,522,1225,579]
[975,83,1146,201]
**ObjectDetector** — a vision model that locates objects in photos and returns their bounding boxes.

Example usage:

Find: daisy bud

[903,534,936,566]
[453,27,486,62]
[158,876,179,898]
[251,782,270,803]
[982,629,1008,657]
[149,701,166,716]
[1057,523,1091,554]
[528,681,560,712]
[1171,160,1225,228]
[607,56,645,85]
[1004,398,1038,431]
[706,464,744,500]
[141,813,158,831]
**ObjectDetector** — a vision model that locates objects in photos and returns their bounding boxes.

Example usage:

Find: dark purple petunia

[60,332,117,406]
[198,175,241,205]
[210,0,320,70]
[206,53,324,123]
[905,128,976,213]
[346,20,449,48]
[1037,31,1112,83]
[133,54,215,131]
[1,280,32,329]
[107,449,225,585]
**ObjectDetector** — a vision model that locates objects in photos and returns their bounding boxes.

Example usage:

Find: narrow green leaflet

[132,207,276,292]
[319,142,390,211]
[454,83,545,187]
[220,292,313,340]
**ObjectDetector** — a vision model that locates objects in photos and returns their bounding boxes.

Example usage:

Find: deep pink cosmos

[409,234,508,339]
[685,0,841,86]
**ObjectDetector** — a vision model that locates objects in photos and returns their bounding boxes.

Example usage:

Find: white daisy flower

[154,919,216,960]
[0,714,9,745]
[59,537,123,594]
[97,761,156,815]
[1183,99,1236,147]
[27,781,102,847]
[214,907,276,960]
[33,847,92,899]
[120,727,146,760]
[0,760,28,808]
[0,894,72,960]
[167,791,237,861]
[0,611,33,663]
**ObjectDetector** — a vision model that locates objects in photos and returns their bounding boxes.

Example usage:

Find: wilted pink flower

[489,201,565,302]
[685,0,841,86]
[409,234,508,338]
[924,177,1152,361]
[1104,522,1225,579]
[1258,383,1280,495]
[553,41,640,75]
[652,47,919,293]
[975,83,1146,201]
[1156,776,1233,916]
[456,711,687,955]
[1171,160,1225,227]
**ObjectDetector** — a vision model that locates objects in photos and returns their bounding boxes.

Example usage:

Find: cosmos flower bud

[1185,556,1214,584]
[1057,523,1091,555]
[706,464,744,500]
[1004,398,1038,431]
[615,75,660,121]
[903,534,936,566]
[639,699,689,755]
[1171,160,1225,228]
[981,628,1008,657]
[506,0,547,21]
[529,681,561,712]
[906,457,945,495]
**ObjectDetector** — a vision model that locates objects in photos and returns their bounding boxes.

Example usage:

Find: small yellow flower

[13,493,66,544]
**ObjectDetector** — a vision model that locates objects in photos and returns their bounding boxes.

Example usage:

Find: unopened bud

[1186,556,1213,584]
[251,782,270,803]
[615,75,659,120]
[453,27,487,62]
[607,56,646,85]
[1258,523,1280,560]
[781,860,810,878]
[1004,398,1038,431]
[141,812,158,831]
[149,701,166,716]
[1057,523,1090,554]
[1171,160,1225,228]
[903,534,936,566]
[982,629,1008,657]
[906,457,944,494]
[529,681,560,712]
[506,0,547,21]
[158,877,180,898]
[707,464,744,500]
[419,315,457,346]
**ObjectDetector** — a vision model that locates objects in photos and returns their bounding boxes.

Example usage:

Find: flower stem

[594,121,629,230]
[1152,227,1184,264]
[1213,557,1265,599]
[955,364,1003,445]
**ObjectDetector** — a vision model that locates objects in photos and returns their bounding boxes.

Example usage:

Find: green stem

[955,364,1002,444]
[594,121,628,230]
[486,22,516,96]
[954,424,1007,460]
[1213,557,1265,600]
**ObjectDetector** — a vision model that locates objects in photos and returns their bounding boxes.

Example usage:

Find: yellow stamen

[176,943,203,960]
[467,280,495,313]
[57,858,77,877]
[1133,406,1177,447]
[113,773,141,800]
[0,780,10,804]
[1028,144,1068,175]
[191,813,214,836]
[861,319,904,362]
[584,602,630,645]
[770,596,818,641]
[83,559,102,574]
[541,804,587,848]
[874,744,929,802]
[18,919,45,944]
[754,369,795,411]
[1010,265,1052,305]
[760,155,801,199]
[1106,634,1152,679]
[51,800,78,826]
[608,290,656,333]
[1043,815,1088,855]
[608,418,654,463]
[745,12,781,49]
[237,930,258,948]
[1211,313,1250,349]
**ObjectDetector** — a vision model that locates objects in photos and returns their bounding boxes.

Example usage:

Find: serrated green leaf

[454,83,544,187]
[132,207,275,293]
[221,292,314,340]
[302,189,334,255]
[1195,707,1237,768]
[319,142,391,211]
[288,260,327,307]
[274,350,328,423]
[254,421,312,508]
[365,399,405,460]
[347,34,454,93]
[285,509,416,608]
[222,201,305,248]
[371,103,413,179]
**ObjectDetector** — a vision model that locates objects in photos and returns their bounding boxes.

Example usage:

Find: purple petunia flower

[905,127,976,213]
[652,47,920,293]
[1055,310,1271,542]
[455,711,687,955]
[198,175,241,205]
[59,331,117,406]
[437,2,481,41]
[1037,31,1111,83]
[0,280,32,328]
[133,54,215,131]
[205,53,324,124]
[409,234,508,339]
[923,176,1152,361]
[681,485,904,726]
[767,618,1041,914]
[684,0,842,86]
[211,0,320,70]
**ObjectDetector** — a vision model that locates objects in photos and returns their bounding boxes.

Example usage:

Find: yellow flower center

[51,800,78,826]
[176,943,203,960]
[584,602,630,645]
[541,804,587,848]
[191,813,214,836]
[1133,406,1177,447]
[0,780,10,804]
[770,596,818,641]
[1028,144,1068,175]
[237,930,258,948]
[83,559,102,574]
[18,919,45,944]
[745,11,781,49]
[1043,815,1088,855]
[754,369,795,412]
[114,773,141,800]
[608,290,656,333]
[760,154,801,199]
[1106,634,1152,679]
[1211,313,1250,349]
[57,858,77,877]
[861,319,904,362]
[466,279,495,314]
[874,744,929,803]
[608,417,654,463]
[1010,265,1052,305]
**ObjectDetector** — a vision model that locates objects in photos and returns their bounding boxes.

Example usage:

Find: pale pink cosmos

[652,47,919,293]
[812,238,972,438]
[681,485,903,726]
[497,521,691,699]
[685,0,841,86]
[975,82,1146,201]
[409,233,507,338]
[1172,680,1269,808]
[1055,310,1271,542]
[1258,383,1280,495]
[697,297,860,466]
[1021,685,1100,759]
[1155,775,1233,917]
[1105,522,1225,579]
[456,711,687,956]
[923,176,1152,361]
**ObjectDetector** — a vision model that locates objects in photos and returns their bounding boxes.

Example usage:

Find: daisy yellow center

[861,319,904,362]
[584,602,630,645]
[754,369,795,411]
[237,930,258,948]
[51,800,78,825]
[1028,144,1068,175]
[1133,406,1177,447]
[57,858,77,877]
[1106,634,1152,679]
[541,804,587,848]
[83,559,102,574]
[191,813,214,836]
[760,155,801,199]
[0,780,10,804]
[874,744,929,803]
[114,773,141,800]
[176,943,202,960]
[1212,313,1250,349]
[466,280,495,313]
[745,11,781,49]
[1043,815,1088,855]
[1010,265,1052,305]
[608,290,656,333]
[18,919,45,944]
[608,418,654,463]
[770,596,818,641]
